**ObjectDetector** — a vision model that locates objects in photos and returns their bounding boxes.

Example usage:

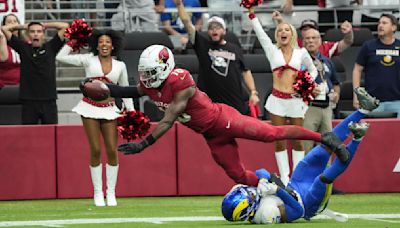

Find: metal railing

[21,1,400,88]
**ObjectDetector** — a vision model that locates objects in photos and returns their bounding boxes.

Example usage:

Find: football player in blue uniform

[221,87,379,224]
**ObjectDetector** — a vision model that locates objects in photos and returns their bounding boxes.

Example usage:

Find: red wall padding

[0,125,56,200]
[1,118,400,200]
[177,123,281,195]
[56,124,177,199]
[334,119,400,192]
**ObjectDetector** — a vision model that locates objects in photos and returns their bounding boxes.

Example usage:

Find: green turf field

[1,193,399,227]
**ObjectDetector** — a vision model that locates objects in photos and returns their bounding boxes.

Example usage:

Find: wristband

[144,134,156,146]
[249,12,256,20]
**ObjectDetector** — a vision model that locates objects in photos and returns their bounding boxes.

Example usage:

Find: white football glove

[257,178,278,197]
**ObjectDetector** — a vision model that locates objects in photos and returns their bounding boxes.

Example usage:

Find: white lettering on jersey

[11,49,21,64]
[153,101,191,123]
[376,49,399,56]
[251,195,283,224]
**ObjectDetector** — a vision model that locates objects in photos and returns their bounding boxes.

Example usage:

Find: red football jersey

[140,68,221,133]
[0,46,20,86]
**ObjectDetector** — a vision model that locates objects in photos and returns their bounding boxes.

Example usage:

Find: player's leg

[321,122,370,182]
[100,119,119,206]
[302,122,369,218]
[227,110,349,163]
[81,117,105,207]
[206,136,259,186]
[333,87,379,141]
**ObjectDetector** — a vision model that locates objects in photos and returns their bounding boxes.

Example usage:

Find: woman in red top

[0,14,23,88]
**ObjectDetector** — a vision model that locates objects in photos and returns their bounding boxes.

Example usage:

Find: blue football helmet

[221,185,259,222]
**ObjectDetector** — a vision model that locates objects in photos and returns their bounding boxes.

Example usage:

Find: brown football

[84,81,110,101]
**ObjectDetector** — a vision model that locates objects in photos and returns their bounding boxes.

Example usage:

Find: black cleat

[321,132,350,163]
[348,121,370,140]
[354,87,380,111]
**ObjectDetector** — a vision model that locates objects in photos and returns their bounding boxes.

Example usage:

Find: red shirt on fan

[297,38,339,58]
[0,46,20,87]
[139,68,220,133]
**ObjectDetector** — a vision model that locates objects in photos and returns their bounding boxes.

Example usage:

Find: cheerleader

[247,7,318,186]
[56,29,134,206]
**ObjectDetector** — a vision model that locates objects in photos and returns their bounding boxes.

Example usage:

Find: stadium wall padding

[0,119,399,200]
[333,119,400,193]
[0,125,57,200]
[56,125,178,199]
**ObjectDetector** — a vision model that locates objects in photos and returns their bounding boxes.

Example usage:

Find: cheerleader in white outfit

[247,8,318,186]
[56,30,134,207]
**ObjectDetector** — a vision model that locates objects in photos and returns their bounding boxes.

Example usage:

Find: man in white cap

[173,0,260,116]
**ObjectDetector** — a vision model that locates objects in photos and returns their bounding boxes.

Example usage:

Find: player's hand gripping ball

[80,79,110,101]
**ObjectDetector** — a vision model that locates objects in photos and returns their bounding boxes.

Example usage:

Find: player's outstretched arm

[118,86,195,155]
[80,79,144,100]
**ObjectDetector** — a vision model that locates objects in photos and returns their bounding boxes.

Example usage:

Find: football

[83,80,110,101]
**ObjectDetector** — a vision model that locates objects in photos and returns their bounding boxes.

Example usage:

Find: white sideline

[0,214,400,227]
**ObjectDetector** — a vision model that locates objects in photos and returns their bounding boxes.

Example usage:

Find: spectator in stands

[360,0,399,32]
[279,0,357,32]
[174,0,260,116]
[70,1,103,26]
[160,0,203,48]
[111,0,159,32]
[273,11,354,59]
[56,30,134,207]
[247,7,318,186]
[302,28,341,153]
[104,0,121,27]
[353,13,400,117]
[1,20,69,124]
[0,14,23,89]
[207,0,243,35]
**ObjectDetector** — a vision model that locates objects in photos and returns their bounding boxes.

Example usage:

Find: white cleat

[106,193,117,206]
[94,192,105,207]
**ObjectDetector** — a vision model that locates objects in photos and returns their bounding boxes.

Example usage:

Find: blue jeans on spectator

[373,100,400,118]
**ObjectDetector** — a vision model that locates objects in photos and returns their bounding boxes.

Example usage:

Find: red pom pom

[240,0,263,9]
[293,71,316,105]
[117,111,151,142]
[64,19,93,52]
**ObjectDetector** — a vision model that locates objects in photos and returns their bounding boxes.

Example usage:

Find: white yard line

[0,214,399,227]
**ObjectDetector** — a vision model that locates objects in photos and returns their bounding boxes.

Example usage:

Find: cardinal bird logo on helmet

[158,48,169,64]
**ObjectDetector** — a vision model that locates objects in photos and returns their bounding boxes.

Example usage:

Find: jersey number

[0,0,18,12]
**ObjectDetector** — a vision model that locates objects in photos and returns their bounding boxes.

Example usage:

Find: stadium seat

[244,54,272,119]
[324,28,374,81]
[339,111,397,119]
[334,80,355,118]
[324,27,374,45]
[120,32,174,84]
[252,29,276,54]
[174,54,199,82]
[0,85,22,125]
[332,56,347,82]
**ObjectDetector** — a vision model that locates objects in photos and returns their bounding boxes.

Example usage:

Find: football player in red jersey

[81,44,350,187]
